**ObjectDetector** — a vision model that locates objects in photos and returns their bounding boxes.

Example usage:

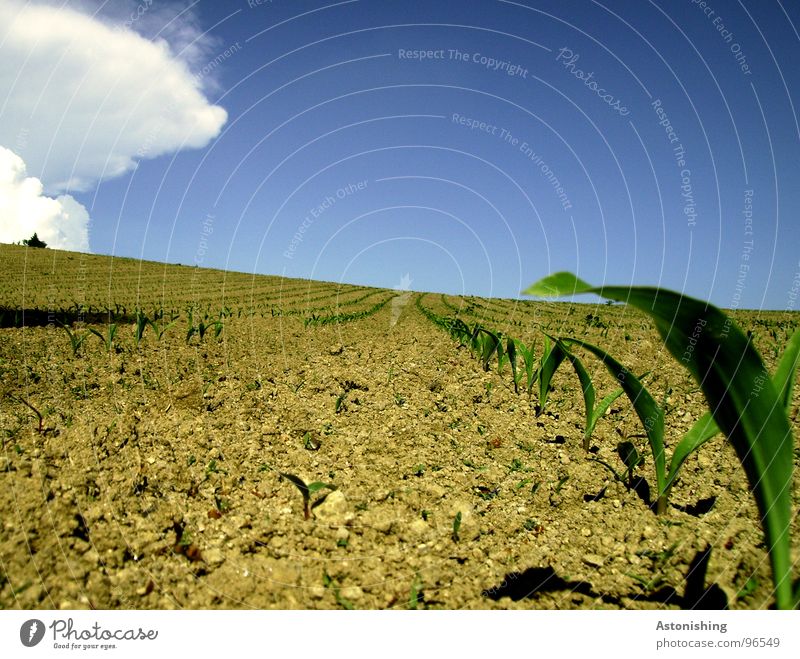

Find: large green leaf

[538,336,567,413]
[666,327,800,504]
[525,272,796,610]
[773,328,800,410]
[664,411,718,497]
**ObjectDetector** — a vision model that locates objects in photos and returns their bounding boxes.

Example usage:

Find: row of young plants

[275,289,388,320]
[49,288,397,353]
[304,294,398,327]
[419,277,800,609]
[57,306,231,355]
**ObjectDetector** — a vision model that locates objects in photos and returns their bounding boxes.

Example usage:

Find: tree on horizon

[22,232,47,248]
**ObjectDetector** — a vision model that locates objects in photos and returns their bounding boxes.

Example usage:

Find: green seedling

[513,338,539,398]
[556,337,667,512]
[149,317,178,341]
[548,339,631,450]
[279,472,337,519]
[408,573,424,610]
[59,322,91,356]
[737,576,759,601]
[322,572,355,610]
[452,511,462,542]
[537,335,566,414]
[89,323,117,350]
[133,309,148,346]
[478,328,502,372]
[302,432,321,451]
[525,272,797,609]
[617,441,645,488]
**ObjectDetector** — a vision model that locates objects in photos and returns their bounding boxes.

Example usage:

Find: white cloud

[0,147,90,251]
[0,0,228,193]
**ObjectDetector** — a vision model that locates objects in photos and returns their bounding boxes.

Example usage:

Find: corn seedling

[58,322,91,356]
[279,472,336,519]
[513,339,539,398]
[133,309,148,346]
[303,431,321,451]
[553,337,666,516]
[537,335,567,414]
[452,511,462,542]
[617,441,645,488]
[322,572,355,610]
[149,317,178,341]
[525,272,797,609]
[550,338,638,451]
[89,323,117,350]
[477,328,503,372]
[408,573,424,609]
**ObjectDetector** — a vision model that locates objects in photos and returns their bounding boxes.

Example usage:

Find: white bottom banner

[0,610,797,658]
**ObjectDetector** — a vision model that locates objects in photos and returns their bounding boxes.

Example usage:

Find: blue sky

[2,0,799,309]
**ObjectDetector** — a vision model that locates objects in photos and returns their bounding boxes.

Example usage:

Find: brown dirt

[1,244,799,610]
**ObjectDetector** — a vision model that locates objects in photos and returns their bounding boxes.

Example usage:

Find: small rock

[371,517,393,534]
[313,490,349,524]
[425,484,446,499]
[204,547,225,567]
[340,586,364,602]
[581,528,592,537]
[583,554,605,567]
[335,527,350,542]
[404,519,429,540]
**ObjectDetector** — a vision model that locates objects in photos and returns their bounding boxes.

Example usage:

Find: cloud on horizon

[0,147,90,251]
[0,0,228,195]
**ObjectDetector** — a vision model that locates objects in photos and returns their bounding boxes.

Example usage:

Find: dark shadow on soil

[682,544,728,610]
[631,476,652,508]
[484,547,728,610]
[583,486,606,503]
[0,307,137,328]
[482,567,619,605]
[673,496,717,517]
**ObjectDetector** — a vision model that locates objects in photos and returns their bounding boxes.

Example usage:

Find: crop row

[304,293,398,326]
[420,275,800,609]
